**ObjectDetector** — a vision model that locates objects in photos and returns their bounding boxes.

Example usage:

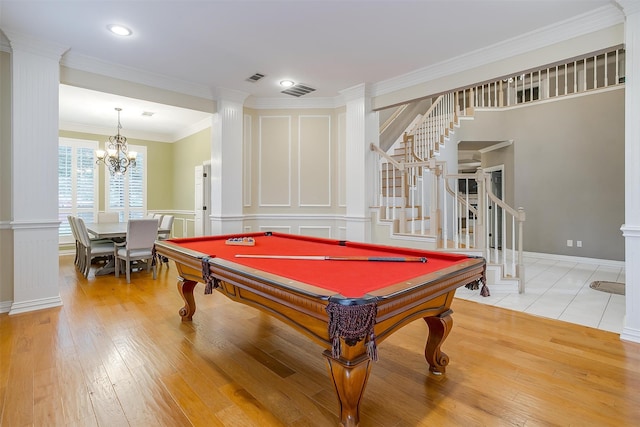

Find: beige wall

[241,107,347,236]
[243,108,346,216]
[58,130,175,212]
[171,127,211,211]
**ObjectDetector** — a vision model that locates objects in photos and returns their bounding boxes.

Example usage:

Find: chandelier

[95,107,137,175]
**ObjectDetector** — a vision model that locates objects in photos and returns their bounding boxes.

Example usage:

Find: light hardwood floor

[1,255,639,426]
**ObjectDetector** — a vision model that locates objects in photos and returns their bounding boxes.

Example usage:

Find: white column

[5,32,68,314]
[341,84,379,242]
[619,0,640,343]
[209,88,248,234]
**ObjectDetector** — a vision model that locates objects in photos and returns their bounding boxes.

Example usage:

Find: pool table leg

[177,278,198,321]
[423,309,453,374]
[323,350,372,427]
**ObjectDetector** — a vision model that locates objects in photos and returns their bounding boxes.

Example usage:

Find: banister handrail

[370,143,403,170]
[380,104,409,135]
[407,95,445,136]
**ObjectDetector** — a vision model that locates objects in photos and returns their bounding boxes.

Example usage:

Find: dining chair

[68,216,81,270]
[75,217,115,278]
[158,215,174,240]
[98,211,120,223]
[114,218,159,283]
[153,213,164,226]
[157,214,174,267]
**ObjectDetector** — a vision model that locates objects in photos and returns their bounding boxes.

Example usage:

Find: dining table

[85,221,172,276]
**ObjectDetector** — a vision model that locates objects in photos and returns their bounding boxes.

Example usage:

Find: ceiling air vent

[281,84,316,97]
[246,73,266,83]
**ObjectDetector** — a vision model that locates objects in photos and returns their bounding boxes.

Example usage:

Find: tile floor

[455,254,626,334]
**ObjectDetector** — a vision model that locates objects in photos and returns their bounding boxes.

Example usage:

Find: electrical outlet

[577,240,582,247]
[567,239,573,247]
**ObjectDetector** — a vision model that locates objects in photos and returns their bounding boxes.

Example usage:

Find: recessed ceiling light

[280,80,295,88]
[107,24,132,36]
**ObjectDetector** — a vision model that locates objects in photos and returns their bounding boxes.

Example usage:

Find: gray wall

[457,88,625,261]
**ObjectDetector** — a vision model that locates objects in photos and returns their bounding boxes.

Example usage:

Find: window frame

[104,144,147,221]
[58,137,99,244]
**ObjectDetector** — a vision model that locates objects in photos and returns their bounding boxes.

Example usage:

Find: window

[106,145,147,221]
[58,138,99,242]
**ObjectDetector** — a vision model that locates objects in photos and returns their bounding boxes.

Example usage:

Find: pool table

[153,232,487,426]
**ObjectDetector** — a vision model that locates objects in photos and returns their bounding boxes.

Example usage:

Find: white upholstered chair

[157,214,174,267]
[75,217,115,278]
[68,215,81,270]
[114,218,159,283]
[158,214,174,240]
[98,211,119,223]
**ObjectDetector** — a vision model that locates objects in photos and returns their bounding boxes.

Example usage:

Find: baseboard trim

[0,300,12,314]
[523,251,625,268]
[8,296,63,315]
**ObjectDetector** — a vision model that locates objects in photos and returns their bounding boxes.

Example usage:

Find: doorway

[486,166,504,249]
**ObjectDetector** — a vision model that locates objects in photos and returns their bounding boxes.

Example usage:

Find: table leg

[94,257,116,276]
[323,350,372,427]
[177,278,198,321]
[423,309,453,374]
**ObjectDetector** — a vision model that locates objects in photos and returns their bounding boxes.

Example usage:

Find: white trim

[246,96,340,110]
[61,50,212,101]
[299,225,333,238]
[522,250,625,268]
[242,213,344,221]
[9,296,63,316]
[620,327,640,343]
[10,220,61,229]
[259,225,291,233]
[0,301,12,314]
[478,140,513,154]
[338,112,347,208]
[243,114,252,207]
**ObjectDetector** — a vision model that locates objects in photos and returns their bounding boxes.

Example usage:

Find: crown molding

[0,31,10,53]
[2,29,68,59]
[171,116,212,142]
[371,5,624,98]
[213,87,250,104]
[59,121,175,143]
[617,0,640,15]
[245,95,341,110]
[61,50,213,101]
[60,115,212,143]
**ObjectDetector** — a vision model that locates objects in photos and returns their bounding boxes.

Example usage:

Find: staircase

[371,46,627,294]
[371,92,525,292]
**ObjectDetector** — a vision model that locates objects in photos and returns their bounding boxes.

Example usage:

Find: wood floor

[1,255,639,426]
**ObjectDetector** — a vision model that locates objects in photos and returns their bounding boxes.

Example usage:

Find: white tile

[454,256,625,334]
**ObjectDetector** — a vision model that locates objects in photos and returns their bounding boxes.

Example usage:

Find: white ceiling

[0,0,619,141]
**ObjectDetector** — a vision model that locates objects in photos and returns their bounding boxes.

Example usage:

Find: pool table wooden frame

[154,233,486,427]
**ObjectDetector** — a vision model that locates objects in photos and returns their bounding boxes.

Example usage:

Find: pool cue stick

[235,254,427,262]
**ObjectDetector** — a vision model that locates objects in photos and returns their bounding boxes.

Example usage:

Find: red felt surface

[167,233,471,298]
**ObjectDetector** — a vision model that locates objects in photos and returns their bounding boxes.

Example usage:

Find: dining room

[57,85,213,279]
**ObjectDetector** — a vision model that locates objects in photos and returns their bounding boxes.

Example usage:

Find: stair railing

[405,92,458,162]
[443,168,526,292]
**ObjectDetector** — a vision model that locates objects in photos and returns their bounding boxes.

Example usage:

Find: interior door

[194,165,204,236]
[194,163,212,236]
